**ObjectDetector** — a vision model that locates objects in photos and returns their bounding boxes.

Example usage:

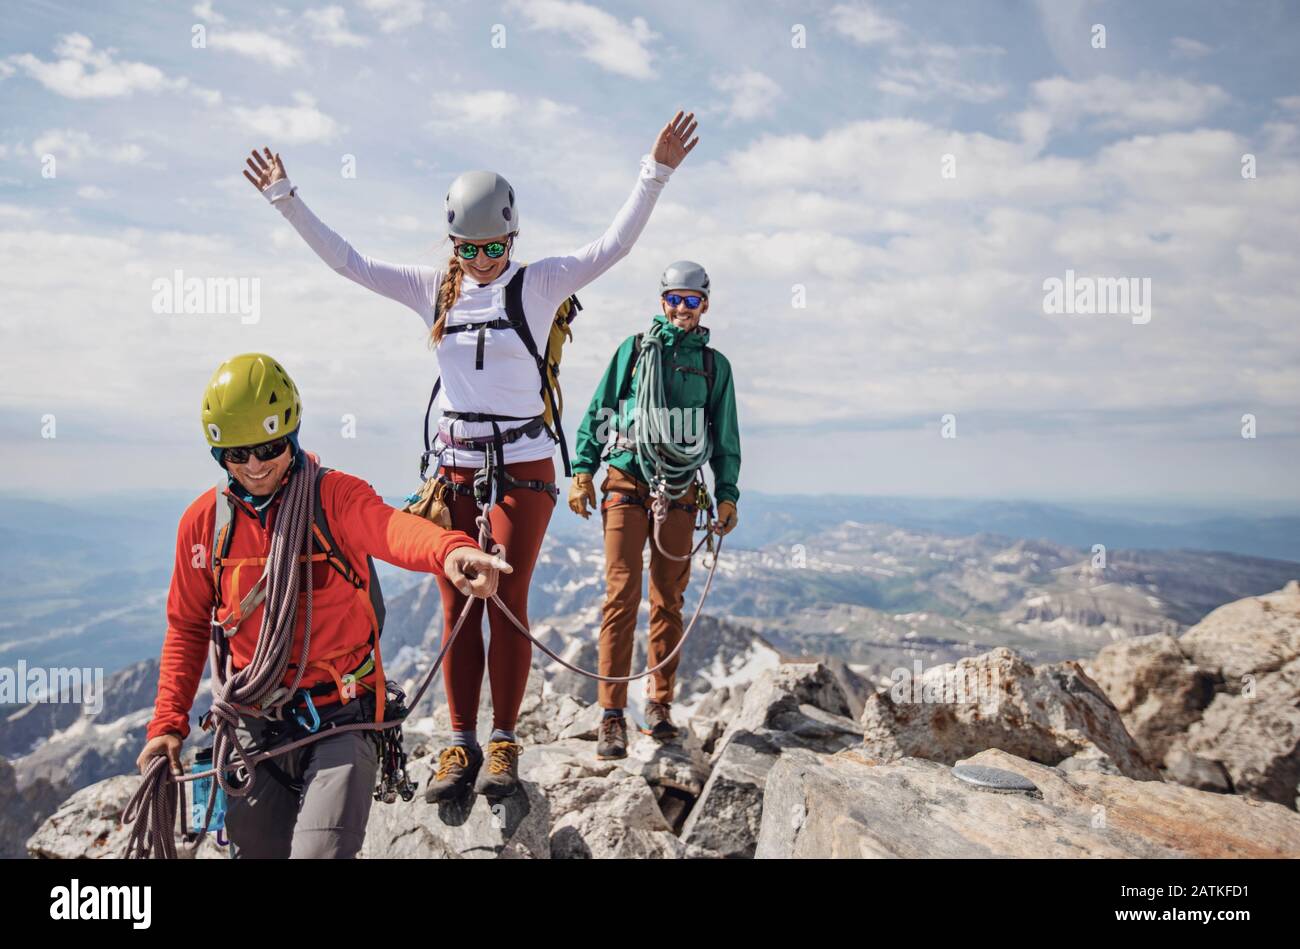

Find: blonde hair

[429,250,464,346]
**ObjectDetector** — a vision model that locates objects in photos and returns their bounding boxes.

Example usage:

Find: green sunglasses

[455,240,509,260]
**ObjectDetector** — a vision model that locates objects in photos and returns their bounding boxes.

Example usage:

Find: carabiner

[472,468,492,506]
[292,690,321,734]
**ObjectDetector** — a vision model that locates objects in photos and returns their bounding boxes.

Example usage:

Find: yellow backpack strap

[504,264,575,476]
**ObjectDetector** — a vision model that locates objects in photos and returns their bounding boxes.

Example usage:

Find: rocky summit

[17,580,1300,859]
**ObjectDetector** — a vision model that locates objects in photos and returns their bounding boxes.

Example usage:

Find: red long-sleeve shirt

[146,466,478,741]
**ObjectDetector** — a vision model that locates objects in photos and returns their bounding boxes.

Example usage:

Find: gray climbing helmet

[445,170,518,240]
[659,260,710,299]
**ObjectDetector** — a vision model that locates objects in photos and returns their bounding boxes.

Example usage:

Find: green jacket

[573,314,741,505]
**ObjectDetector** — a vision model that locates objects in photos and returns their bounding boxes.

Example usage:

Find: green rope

[630,329,712,500]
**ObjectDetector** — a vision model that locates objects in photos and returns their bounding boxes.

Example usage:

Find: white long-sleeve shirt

[263,154,675,469]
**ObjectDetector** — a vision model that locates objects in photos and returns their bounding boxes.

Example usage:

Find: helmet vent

[268,391,278,404]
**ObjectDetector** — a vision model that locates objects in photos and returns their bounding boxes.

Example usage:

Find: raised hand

[651,110,699,169]
[243,146,287,192]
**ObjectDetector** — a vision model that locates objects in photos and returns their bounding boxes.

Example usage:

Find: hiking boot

[424,745,482,803]
[474,740,522,799]
[642,701,678,741]
[596,714,629,760]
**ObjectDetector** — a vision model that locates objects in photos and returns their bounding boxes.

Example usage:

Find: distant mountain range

[2,489,1298,680]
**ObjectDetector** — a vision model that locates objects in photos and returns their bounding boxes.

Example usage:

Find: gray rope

[630,330,712,501]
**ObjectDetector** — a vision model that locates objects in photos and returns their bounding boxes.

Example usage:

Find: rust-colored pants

[436,458,556,732]
[597,466,696,710]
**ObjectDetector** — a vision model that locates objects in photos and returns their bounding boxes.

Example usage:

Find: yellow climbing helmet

[201,353,302,448]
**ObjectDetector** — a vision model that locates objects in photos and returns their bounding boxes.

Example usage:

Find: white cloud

[6,33,185,99]
[192,1,226,23]
[1171,36,1212,59]
[877,47,1007,104]
[827,2,903,45]
[359,0,427,32]
[1032,73,1230,130]
[430,90,576,128]
[505,0,658,80]
[208,29,303,69]
[379,214,424,232]
[231,92,340,144]
[31,129,147,165]
[713,69,783,122]
[305,6,369,47]
[829,9,1007,103]
[722,118,1085,208]
[77,185,113,200]
[191,85,222,106]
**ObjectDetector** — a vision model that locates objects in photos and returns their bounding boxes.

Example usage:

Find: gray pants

[224,694,378,859]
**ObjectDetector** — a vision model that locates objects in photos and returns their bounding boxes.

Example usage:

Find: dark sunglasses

[664,293,703,309]
[455,240,508,260]
[223,436,290,466]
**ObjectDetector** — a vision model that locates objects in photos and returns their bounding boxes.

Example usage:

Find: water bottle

[189,747,227,834]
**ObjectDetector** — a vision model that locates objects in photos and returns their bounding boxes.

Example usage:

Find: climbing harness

[418,264,581,480]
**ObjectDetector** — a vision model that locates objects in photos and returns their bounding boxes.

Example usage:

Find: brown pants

[437,458,556,732]
[597,467,696,710]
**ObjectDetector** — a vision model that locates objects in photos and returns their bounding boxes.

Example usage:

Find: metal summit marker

[951,765,1041,796]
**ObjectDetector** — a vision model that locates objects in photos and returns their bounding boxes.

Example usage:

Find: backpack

[210,466,386,640]
[421,264,582,477]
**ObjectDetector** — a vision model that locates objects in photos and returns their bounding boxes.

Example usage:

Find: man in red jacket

[136,353,507,858]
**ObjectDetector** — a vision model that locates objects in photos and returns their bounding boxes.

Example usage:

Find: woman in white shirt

[243,111,699,801]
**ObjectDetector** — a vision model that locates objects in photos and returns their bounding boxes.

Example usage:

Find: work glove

[569,472,597,519]
[713,500,737,536]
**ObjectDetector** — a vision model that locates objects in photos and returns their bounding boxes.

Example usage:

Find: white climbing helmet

[444,170,519,240]
[659,260,710,299]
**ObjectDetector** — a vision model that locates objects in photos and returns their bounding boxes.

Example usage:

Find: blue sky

[1,0,1298,509]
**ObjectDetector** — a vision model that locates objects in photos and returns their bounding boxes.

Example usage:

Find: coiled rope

[630,329,712,502]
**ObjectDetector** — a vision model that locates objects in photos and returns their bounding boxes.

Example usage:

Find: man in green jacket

[569,261,741,759]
